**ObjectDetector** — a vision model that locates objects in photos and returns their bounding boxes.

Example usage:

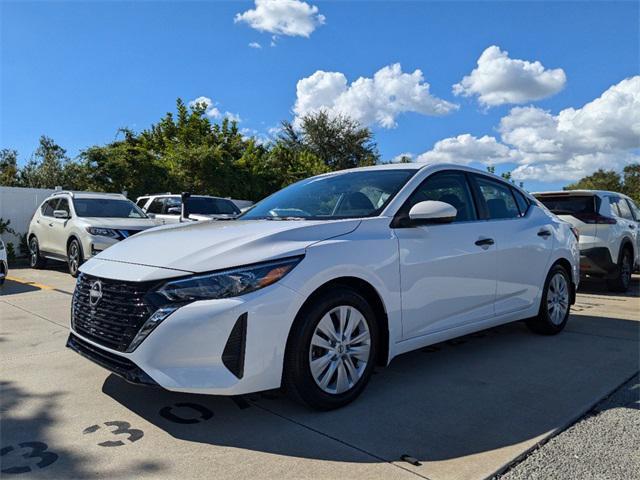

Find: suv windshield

[241,169,416,220]
[73,198,147,218]
[186,197,240,215]
[536,195,597,215]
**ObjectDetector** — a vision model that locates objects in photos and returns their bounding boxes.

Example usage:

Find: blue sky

[2,0,638,192]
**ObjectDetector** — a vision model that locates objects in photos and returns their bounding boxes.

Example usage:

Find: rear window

[536,195,597,215]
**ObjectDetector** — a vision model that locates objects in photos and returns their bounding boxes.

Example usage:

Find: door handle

[537,229,552,238]
[629,224,636,229]
[475,238,495,247]
[48,222,54,227]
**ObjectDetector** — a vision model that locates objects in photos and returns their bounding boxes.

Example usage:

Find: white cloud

[416,134,519,165]
[418,76,640,182]
[294,63,458,129]
[235,0,325,38]
[189,96,221,118]
[392,152,414,162]
[453,45,566,107]
[248,42,262,49]
[224,112,242,123]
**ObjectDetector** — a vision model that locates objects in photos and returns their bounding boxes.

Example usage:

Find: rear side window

[627,199,640,221]
[474,176,520,219]
[136,198,148,208]
[610,196,634,220]
[536,195,597,215]
[404,171,477,222]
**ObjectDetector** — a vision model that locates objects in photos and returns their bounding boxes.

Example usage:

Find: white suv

[534,190,639,292]
[68,164,579,409]
[28,191,158,277]
[136,194,240,224]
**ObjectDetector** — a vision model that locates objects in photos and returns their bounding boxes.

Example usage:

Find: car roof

[532,189,630,198]
[49,191,127,200]
[143,194,232,200]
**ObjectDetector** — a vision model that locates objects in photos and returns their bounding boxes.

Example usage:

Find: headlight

[148,256,303,306]
[86,227,119,238]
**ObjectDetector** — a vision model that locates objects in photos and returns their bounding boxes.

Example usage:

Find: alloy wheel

[546,272,569,325]
[309,305,371,395]
[29,238,38,267]
[621,253,632,289]
[68,242,79,275]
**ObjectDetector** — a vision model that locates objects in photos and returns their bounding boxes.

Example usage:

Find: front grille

[117,229,143,240]
[66,333,158,386]
[72,273,156,352]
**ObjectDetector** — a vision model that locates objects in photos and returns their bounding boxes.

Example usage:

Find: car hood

[92,218,361,273]
[79,217,159,229]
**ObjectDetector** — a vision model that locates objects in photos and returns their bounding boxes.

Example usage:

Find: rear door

[609,196,639,264]
[395,170,497,339]
[472,175,554,316]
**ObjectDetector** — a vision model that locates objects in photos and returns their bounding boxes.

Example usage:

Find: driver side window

[404,171,477,222]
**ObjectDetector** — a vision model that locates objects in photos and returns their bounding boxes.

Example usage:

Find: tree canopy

[0,100,380,201]
[565,165,640,203]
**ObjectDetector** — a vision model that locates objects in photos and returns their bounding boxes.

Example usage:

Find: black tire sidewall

[29,237,41,268]
[67,239,83,277]
[285,288,379,410]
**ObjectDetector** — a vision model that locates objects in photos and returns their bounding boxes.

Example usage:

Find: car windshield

[73,198,147,218]
[186,197,240,215]
[241,169,416,220]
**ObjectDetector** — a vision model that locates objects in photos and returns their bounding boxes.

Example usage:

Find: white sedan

[68,163,579,409]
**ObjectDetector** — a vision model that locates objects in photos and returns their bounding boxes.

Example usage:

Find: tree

[564,169,624,193]
[279,111,379,170]
[622,164,640,204]
[0,149,19,186]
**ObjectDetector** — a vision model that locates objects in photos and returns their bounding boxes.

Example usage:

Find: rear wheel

[607,248,632,293]
[526,264,571,335]
[283,287,378,410]
[67,239,83,277]
[29,236,47,269]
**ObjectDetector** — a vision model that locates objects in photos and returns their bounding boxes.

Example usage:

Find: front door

[395,171,497,340]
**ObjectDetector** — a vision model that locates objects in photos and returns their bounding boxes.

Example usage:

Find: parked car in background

[534,190,639,292]
[28,191,158,277]
[0,239,7,286]
[136,193,241,224]
[68,164,579,410]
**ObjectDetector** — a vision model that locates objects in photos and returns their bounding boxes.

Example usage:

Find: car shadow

[0,279,44,295]
[101,313,640,465]
[578,274,639,297]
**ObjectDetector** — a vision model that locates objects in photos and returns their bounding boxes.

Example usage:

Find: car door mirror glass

[53,210,69,219]
[409,201,457,225]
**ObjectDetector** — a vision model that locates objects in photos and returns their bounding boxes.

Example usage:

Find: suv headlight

[148,256,303,307]
[86,227,119,238]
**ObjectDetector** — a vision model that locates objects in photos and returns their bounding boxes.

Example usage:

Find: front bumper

[82,235,119,259]
[67,282,305,395]
[580,247,618,278]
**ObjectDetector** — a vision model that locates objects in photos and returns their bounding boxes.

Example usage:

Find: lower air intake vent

[222,313,247,379]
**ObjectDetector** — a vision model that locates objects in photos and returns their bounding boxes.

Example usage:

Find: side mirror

[167,207,182,215]
[408,201,457,225]
[53,210,69,219]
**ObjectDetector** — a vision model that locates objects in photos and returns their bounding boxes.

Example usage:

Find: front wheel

[67,239,83,277]
[527,264,571,335]
[283,288,378,410]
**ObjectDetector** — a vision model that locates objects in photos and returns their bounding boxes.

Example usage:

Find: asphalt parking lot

[1,267,638,480]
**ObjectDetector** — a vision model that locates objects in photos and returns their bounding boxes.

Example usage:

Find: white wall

[0,186,56,254]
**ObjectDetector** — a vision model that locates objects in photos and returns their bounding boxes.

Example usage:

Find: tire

[67,238,84,278]
[526,264,571,335]
[607,248,633,293]
[283,287,379,410]
[29,236,47,269]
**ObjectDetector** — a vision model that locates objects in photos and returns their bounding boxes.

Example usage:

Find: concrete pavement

[1,267,638,479]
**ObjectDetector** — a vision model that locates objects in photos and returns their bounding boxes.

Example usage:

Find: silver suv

[28,191,158,276]
[136,193,241,225]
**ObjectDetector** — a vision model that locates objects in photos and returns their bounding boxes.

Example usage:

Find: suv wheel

[284,287,378,410]
[29,237,47,269]
[607,248,632,293]
[67,239,83,278]
[526,264,571,335]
